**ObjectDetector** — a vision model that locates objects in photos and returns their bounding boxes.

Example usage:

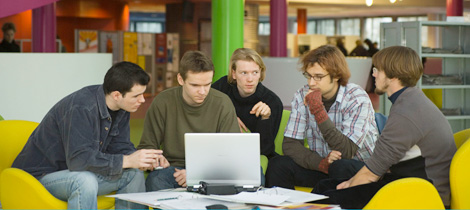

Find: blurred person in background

[0,22,20,52]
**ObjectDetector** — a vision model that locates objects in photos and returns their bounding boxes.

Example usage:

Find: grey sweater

[365,87,456,206]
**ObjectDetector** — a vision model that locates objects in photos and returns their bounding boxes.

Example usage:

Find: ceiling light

[390,0,396,3]
[366,0,373,7]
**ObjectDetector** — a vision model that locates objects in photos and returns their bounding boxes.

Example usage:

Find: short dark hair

[103,61,150,96]
[372,46,423,87]
[179,51,214,80]
[300,45,351,86]
[2,22,16,33]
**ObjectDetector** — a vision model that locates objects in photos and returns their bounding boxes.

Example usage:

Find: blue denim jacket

[12,85,136,180]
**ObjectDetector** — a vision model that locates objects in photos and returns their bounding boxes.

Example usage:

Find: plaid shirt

[284,83,378,161]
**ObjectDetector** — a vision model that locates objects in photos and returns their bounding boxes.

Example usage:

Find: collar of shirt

[96,85,126,121]
[388,87,408,104]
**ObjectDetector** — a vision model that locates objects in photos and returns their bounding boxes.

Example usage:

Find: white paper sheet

[207,192,289,206]
[108,191,198,206]
[260,187,329,204]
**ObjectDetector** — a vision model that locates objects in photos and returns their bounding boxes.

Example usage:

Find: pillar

[32,2,56,52]
[297,9,307,34]
[446,0,463,16]
[270,0,287,57]
[212,0,244,82]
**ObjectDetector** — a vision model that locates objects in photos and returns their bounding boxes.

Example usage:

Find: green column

[212,0,244,82]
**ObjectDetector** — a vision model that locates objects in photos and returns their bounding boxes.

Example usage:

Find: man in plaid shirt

[265,45,378,189]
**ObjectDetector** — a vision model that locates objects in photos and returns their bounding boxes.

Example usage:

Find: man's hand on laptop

[122,149,164,169]
[174,168,187,187]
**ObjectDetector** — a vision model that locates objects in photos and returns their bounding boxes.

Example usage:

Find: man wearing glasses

[265,45,378,189]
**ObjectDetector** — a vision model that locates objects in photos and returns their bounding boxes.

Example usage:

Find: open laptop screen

[184,133,261,187]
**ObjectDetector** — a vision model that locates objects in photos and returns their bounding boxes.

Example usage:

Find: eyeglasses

[302,72,329,81]
[372,67,378,74]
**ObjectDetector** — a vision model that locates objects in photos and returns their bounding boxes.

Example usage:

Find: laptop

[184,133,261,193]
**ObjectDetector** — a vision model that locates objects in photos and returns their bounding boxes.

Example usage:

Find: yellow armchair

[453,128,470,149]
[450,139,470,209]
[0,120,114,209]
[363,177,445,209]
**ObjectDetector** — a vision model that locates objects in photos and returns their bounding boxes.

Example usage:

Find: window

[364,17,393,46]
[131,22,163,33]
[316,19,335,36]
[307,20,316,34]
[129,12,165,33]
[339,19,360,36]
[258,22,270,35]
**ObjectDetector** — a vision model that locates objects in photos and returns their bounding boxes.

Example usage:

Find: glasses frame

[302,72,330,81]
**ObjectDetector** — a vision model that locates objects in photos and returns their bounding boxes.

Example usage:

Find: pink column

[32,2,56,52]
[446,0,463,16]
[270,0,287,57]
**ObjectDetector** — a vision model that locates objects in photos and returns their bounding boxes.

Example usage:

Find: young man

[265,45,378,189]
[138,51,239,191]
[212,48,283,159]
[314,46,456,209]
[12,62,163,209]
[0,22,20,52]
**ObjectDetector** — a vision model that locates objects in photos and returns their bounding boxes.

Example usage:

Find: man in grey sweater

[313,46,456,209]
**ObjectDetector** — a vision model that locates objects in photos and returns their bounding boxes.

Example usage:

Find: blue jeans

[145,166,184,191]
[39,169,146,209]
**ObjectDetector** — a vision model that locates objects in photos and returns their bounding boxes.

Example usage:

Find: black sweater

[212,76,283,159]
[0,39,20,52]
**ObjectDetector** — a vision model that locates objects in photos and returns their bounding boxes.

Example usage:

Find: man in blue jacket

[13,62,166,209]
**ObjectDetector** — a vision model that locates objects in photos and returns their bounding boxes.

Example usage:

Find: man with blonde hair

[266,45,378,189]
[212,48,283,159]
[314,46,456,209]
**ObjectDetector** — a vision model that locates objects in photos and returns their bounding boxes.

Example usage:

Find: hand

[151,153,170,170]
[327,150,342,164]
[304,89,328,124]
[304,88,323,110]
[336,166,380,190]
[318,150,341,174]
[237,117,249,133]
[337,179,352,189]
[174,168,187,187]
[122,149,163,169]
[250,101,271,120]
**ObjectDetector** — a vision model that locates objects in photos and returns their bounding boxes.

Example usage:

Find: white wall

[262,57,372,107]
[0,53,112,122]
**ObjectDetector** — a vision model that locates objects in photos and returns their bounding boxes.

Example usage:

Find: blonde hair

[228,48,266,84]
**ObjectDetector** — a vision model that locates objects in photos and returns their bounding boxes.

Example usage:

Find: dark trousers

[265,156,364,189]
[312,174,403,209]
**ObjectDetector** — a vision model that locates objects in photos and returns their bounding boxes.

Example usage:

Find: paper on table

[259,187,328,204]
[107,191,197,207]
[207,192,290,206]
